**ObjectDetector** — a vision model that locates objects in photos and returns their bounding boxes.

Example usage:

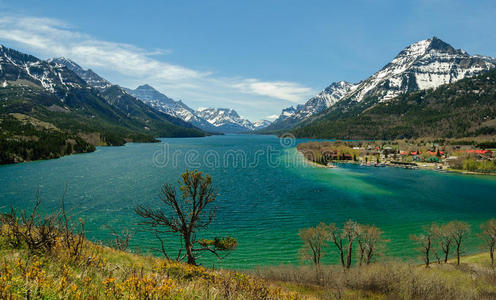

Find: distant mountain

[252,119,272,130]
[266,37,496,132]
[0,45,205,163]
[273,106,298,123]
[125,85,218,132]
[48,57,112,90]
[266,81,354,130]
[126,84,262,133]
[196,107,255,133]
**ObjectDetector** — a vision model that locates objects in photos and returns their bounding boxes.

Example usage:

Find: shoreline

[297,149,496,177]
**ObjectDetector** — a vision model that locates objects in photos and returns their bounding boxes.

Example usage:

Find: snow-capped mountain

[269,81,354,129]
[0,45,86,94]
[196,107,255,133]
[268,37,496,130]
[272,106,298,123]
[252,119,272,130]
[48,57,111,90]
[343,37,494,104]
[126,85,261,133]
[124,84,218,132]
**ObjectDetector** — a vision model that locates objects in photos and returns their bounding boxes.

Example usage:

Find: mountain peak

[135,84,156,91]
[195,107,254,132]
[427,36,457,53]
[398,37,458,58]
[48,57,111,89]
[49,57,82,69]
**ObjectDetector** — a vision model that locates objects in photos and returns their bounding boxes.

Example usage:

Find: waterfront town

[297,140,496,174]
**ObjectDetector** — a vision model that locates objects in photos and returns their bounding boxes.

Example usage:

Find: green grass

[0,225,301,299]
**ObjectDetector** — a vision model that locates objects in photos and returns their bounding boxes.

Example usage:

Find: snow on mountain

[126,85,259,133]
[252,119,272,130]
[266,81,354,130]
[125,85,217,132]
[0,45,86,94]
[268,37,496,130]
[273,106,298,123]
[345,37,495,103]
[285,81,355,123]
[48,57,112,90]
[196,107,255,133]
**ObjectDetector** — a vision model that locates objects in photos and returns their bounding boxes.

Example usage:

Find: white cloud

[265,114,280,120]
[0,15,316,119]
[0,16,204,81]
[232,79,313,103]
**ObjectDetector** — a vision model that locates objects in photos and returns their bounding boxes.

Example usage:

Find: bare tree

[0,187,85,260]
[479,219,496,265]
[357,224,385,265]
[450,221,470,266]
[298,223,331,265]
[328,220,360,269]
[343,220,359,269]
[411,225,435,267]
[0,191,59,253]
[135,170,237,265]
[432,222,454,263]
[329,223,346,268]
[105,225,134,251]
[60,188,85,260]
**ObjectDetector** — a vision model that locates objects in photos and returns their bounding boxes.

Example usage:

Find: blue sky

[0,0,495,121]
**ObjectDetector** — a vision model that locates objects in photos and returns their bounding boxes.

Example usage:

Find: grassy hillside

[1,225,496,299]
[292,68,496,139]
[0,226,298,299]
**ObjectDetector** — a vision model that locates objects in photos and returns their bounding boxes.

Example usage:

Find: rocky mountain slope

[48,57,111,90]
[267,81,354,130]
[266,37,496,132]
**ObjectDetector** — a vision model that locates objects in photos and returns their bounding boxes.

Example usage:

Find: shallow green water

[1,134,496,269]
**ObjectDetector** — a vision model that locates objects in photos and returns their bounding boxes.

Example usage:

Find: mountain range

[265,37,496,132]
[45,56,271,134]
[124,84,271,133]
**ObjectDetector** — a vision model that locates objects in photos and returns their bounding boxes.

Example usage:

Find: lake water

[1,134,496,269]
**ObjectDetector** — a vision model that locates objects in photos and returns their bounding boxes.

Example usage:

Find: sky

[0,0,495,121]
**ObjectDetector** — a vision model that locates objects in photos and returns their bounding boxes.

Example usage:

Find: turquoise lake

[1,134,496,269]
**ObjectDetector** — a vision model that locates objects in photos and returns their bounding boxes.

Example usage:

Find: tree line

[299,219,496,268]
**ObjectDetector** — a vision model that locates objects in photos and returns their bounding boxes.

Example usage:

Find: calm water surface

[1,134,496,269]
